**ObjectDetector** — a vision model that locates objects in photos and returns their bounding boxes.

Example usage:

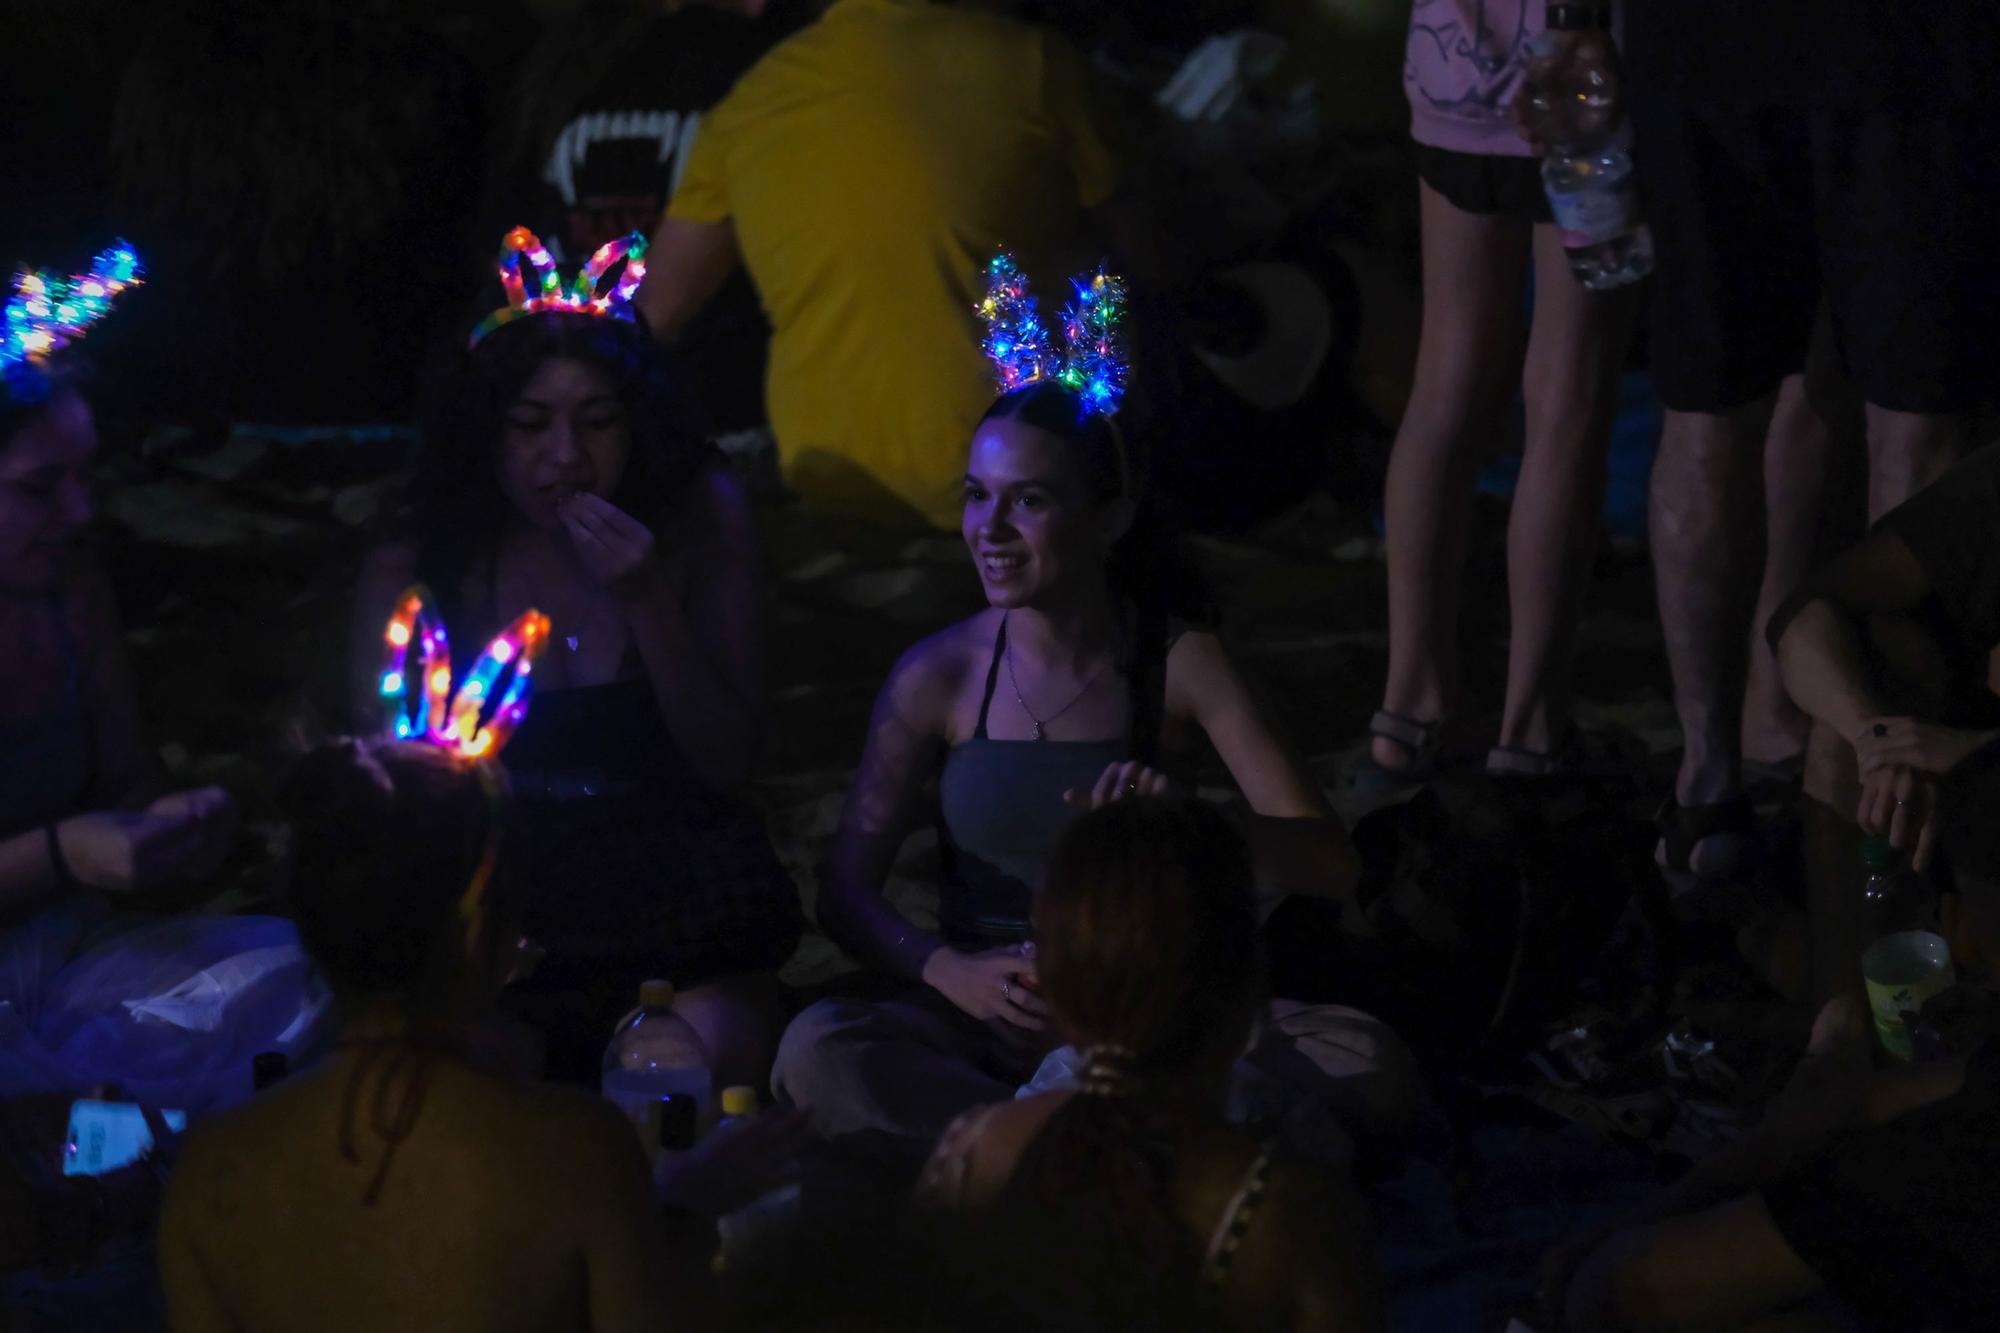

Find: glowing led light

[470,226,649,347]
[381,671,403,696]
[378,587,548,764]
[976,252,1126,416]
[3,241,146,403]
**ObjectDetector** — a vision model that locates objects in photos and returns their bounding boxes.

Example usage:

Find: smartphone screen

[63,1100,189,1177]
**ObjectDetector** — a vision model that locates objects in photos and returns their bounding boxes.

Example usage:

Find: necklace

[1004,615,1107,741]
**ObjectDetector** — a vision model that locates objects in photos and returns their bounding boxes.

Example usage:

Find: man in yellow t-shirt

[637,0,1122,531]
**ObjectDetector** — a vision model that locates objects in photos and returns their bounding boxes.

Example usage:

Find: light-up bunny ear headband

[468,226,647,347]
[2,242,143,405]
[377,586,551,922]
[976,251,1130,416]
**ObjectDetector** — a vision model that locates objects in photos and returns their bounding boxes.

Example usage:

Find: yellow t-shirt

[669,0,1120,530]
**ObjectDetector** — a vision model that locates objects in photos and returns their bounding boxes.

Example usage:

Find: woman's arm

[819,635,1040,1032]
[0,828,65,913]
[819,643,952,981]
[71,556,157,807]
[1169,631,1360,901]
[618,469,766,793]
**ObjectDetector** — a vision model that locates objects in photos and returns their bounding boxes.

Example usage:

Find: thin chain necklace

[1004,613,1107,741]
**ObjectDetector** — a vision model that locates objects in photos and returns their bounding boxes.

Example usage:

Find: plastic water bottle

[1523,27,1654,290]
[602,980,712,1159]
[1857,840,1955,1061]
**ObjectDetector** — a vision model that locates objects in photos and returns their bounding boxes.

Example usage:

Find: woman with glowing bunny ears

[771,254,1361,1151]
[0,246,323,1108]
[353,226,799,1090]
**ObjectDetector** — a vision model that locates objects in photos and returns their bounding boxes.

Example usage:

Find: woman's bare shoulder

[878,609,1002,713]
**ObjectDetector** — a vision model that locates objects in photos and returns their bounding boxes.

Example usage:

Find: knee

[770,998,872,1101]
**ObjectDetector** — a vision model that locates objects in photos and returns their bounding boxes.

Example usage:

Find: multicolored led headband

[977,252,1130,416]
[378,586,550,762]
[2,243,143,405]
[468,226,648,347]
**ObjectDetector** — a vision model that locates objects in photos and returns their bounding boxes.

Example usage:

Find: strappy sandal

[1357,710,1444,792]
[1654,796,1756,883]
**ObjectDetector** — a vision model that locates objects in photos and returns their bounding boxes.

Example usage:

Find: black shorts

[1413,141,1554,225]
[1629,92,1988,415]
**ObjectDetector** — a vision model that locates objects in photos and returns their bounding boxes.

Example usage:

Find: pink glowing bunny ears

[468,226,648,347]
[378,586,550,761]
[976,252,1129,415]
[2,243,143,405]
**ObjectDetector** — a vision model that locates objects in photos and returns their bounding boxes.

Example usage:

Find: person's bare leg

[1801,720,1868,1022]
[1742,371,1844,767]
[1865,405,1964,521]
[1374,182,1530,768]
[1496,226,1637,754]
[1654,398,1777,809]
[674,971,787,1095]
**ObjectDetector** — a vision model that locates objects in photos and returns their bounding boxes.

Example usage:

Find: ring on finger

[1001,980,1011,1000]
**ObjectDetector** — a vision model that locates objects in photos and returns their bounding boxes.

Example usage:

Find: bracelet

[46,821,78,890]
[1546,2,1612,30]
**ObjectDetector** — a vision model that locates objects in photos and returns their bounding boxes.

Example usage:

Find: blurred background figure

[494,0,814,437]
[637,0,1129,530]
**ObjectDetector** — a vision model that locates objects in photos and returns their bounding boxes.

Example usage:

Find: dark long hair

[1,354,90,452]
[280,740,512,1006]
[400,311,711,629]
[978,383,1214,624]
[1009,797,1260,1269]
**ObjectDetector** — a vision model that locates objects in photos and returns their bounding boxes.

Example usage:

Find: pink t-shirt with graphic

[1404,0,1545,157]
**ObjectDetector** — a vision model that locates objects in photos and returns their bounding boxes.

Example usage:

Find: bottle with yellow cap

[602,979,712,1160]
[719,1085,758,1126]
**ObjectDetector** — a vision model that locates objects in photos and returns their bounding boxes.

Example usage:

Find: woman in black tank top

[352,309,798,1088]
[770,381,1362,1150]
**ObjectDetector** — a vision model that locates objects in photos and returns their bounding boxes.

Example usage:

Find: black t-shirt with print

[522,4,807,432]
[1762,1037,2000,1332]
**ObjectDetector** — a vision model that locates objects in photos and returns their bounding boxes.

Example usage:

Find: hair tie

[1079,1043,1142,1098]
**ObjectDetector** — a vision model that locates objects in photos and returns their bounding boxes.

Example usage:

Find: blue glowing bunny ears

[469,226,648,347]
[977,252,1130,415]
[2,243,143,405]
[378,586,550,761]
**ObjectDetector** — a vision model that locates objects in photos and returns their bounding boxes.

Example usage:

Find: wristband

[1546,3,1612,30]
[46,821,78,890]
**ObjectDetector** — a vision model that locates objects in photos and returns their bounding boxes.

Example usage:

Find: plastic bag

[1016,1000,1417,1166]
[0,906,330,1115]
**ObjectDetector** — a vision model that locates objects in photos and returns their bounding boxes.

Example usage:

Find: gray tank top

[934,611,1172,949]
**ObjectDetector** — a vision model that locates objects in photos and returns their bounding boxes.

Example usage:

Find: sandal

[1654,796,1756,883]
[1357,710,1444,792]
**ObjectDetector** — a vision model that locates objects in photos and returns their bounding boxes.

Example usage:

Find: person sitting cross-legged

[1551,740,2000,1333]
